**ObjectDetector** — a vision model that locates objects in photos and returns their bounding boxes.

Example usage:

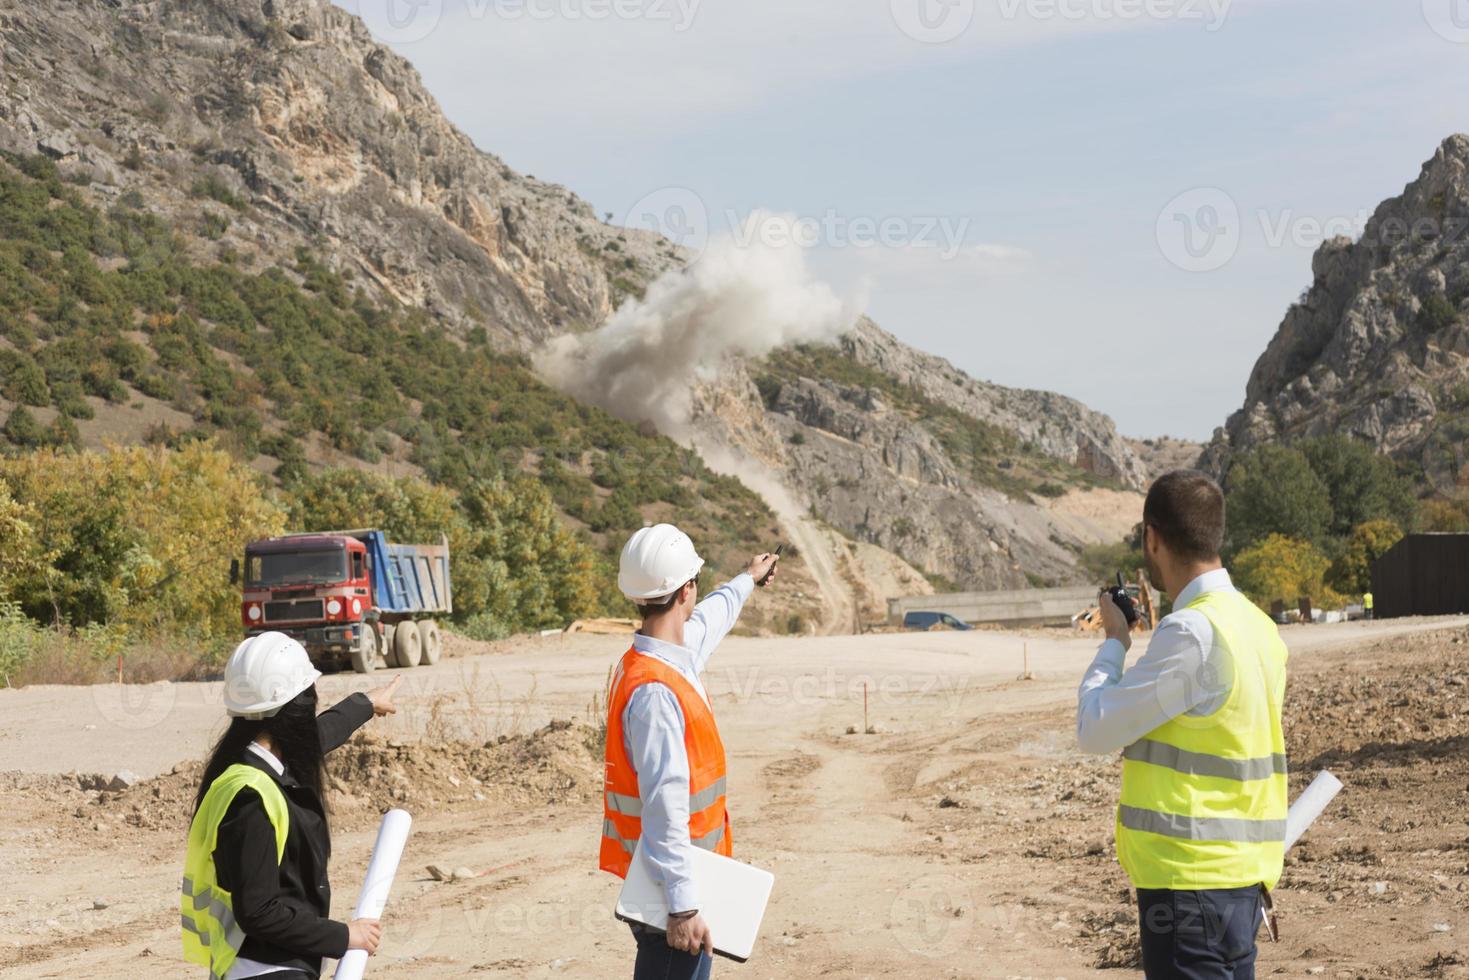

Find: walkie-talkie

[757,544,784,586]
[1107,572,1139,626]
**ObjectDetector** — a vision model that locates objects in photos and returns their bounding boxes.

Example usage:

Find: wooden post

[863,682,869,734]
[117,651,123,686]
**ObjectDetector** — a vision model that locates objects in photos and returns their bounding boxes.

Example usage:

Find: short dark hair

[1143,470,1225,561]
[634,579,694,616]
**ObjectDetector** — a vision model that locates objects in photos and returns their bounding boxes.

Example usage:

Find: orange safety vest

[600,647,732,878]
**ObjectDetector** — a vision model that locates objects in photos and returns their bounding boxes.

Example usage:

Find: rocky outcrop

[1211,136,1469,490]
[0,0,676,348]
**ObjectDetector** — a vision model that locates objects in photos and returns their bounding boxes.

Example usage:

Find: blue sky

[334,0,1469,440]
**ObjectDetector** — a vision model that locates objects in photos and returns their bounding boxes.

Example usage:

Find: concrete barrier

[888,587,1098,628]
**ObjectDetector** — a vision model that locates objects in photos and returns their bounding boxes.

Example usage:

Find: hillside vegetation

[0,154,783,678]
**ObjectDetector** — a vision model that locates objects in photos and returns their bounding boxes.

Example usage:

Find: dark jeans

[630,922,713,980]
[1137,887,1262,980]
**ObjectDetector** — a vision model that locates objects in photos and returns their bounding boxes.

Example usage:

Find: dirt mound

[2,720,603,839]
[327,720,603,826]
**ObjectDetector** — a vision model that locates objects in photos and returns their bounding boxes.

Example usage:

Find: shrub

[1233,534,1342,609]
[0,442,286,637]
[1327,519,1404,596]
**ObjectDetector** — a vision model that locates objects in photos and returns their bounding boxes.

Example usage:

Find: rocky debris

[1210,135,1469,473]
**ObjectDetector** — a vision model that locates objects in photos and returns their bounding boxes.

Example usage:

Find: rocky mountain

[1210,136,1469,496]
[0,0,1149,600]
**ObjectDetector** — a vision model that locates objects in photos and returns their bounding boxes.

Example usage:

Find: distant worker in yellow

[1077,471,1288,980]
[600,524,779,979]
[1363,590,1374,620]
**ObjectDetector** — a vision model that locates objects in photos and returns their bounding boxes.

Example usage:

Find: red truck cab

[240,533,371,663]
[236,529,451,673]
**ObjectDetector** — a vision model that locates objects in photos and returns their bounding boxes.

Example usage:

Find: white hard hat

[223,632,322,718]
[619,524,705,602]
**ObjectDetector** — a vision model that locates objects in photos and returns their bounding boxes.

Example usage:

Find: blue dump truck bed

[360,530,453,615]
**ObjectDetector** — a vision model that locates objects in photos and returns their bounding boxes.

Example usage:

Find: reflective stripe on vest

[1115,588,1289,891]
[180,764,290,976]
[600,648,732,879]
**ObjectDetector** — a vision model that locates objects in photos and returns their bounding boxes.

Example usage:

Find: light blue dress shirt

[623,573,754,913]
[1076,568,1241,755]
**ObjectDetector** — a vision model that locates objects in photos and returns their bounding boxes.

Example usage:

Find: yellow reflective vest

[181,764,290,978]
[1116,588,1289,890]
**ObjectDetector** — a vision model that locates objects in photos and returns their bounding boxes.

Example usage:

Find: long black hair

[195,686,326,818]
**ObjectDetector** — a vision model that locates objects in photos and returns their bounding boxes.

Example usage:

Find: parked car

[902,611,973,631]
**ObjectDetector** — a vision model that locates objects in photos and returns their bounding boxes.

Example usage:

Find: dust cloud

[535,211,862,432]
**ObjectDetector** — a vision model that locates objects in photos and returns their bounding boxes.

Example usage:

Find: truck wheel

[420,619,442,666]
[392,620,422,668]
[350,628,379,674]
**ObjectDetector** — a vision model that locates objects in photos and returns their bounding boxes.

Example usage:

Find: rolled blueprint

[1285,770,1343,852]
[333,809,413,980]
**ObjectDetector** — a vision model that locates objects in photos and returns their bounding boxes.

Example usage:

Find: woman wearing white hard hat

[181,632,402,980]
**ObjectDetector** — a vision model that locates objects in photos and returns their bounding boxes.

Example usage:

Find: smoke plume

[535,212,862,433]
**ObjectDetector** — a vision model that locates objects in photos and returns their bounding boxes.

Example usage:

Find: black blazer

[212,693,374,976]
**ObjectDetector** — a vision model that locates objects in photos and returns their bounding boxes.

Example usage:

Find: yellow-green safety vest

[181,764,290,979]
[1116,588,1289,891]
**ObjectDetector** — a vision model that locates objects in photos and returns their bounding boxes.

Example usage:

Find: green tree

[459,475,600,631]
[1224,445,1333,554]
[1299,436,1415,539]
[1233,534,1341,609]
[3,406,46,448]
[0,351,50,406]
[1327,519,1404,596]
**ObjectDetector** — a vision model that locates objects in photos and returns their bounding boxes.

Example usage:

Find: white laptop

[615,841,776,963]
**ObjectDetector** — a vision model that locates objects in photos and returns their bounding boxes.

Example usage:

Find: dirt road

[3,616,1468,978]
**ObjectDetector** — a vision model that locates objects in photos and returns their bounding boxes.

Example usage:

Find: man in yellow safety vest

[1077,470,1288,979]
